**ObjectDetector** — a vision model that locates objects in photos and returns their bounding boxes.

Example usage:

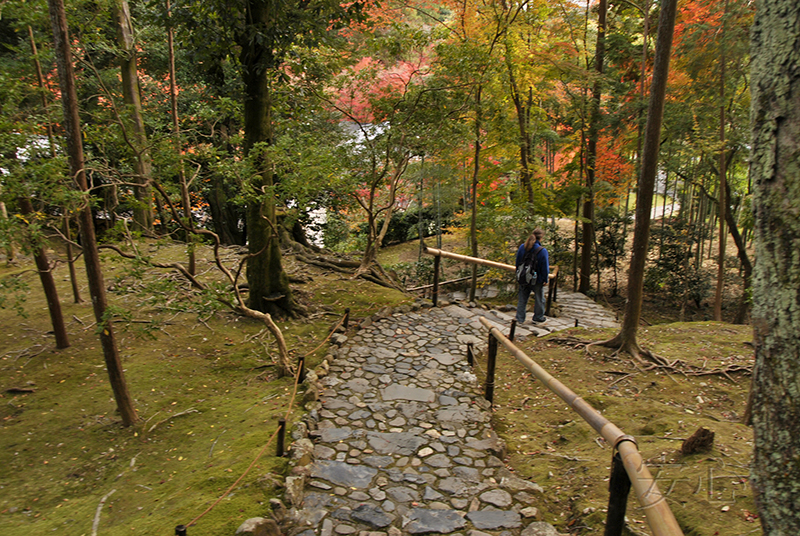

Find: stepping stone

[466,509,522,530]
[381,383,435,403]
[366,431,427,455]
[310,460,377,489]
[405,508,466,534]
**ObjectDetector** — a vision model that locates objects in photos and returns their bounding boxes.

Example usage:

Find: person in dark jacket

[515,228,550,324]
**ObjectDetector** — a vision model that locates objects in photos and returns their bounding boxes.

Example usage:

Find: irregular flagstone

[292,302,579,536]
[405,508,466,534]
[467,509,522,530]
[381,383,435,403]
[429,349,461,365]
[436,406,486,423]
[310,460,377,488]
[319,427,354,442]
[366,431,427,455]
[480,489,513,507]
[350,504,393,528]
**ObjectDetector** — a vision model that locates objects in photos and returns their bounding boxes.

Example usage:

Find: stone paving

[286,294,618,536]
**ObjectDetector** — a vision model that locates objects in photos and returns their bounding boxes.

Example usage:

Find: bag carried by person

[516,244,543,289]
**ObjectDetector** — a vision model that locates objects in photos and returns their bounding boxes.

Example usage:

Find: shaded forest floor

[0,236,757,535]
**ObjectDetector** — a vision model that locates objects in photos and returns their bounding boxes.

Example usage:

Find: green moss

[485,322,759,535]
[0,239,409,536]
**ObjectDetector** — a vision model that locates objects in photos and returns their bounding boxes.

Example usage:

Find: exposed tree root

[549,335,752,379]
[295,251,403,291]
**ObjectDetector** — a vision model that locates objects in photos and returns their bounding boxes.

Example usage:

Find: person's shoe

[532,317,546,324]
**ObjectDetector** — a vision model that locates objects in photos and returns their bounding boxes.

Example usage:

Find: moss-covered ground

[1,236,760,536]
[0,239,410,536]
[481,323,759,535]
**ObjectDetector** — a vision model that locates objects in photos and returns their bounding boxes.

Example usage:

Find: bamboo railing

[422,247,559,312]
[478,316,684,536]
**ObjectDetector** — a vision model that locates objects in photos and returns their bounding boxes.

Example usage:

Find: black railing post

[509,319,517,342]
[546,280,555,316]
[604,451,632,536]
[467,342,474,367]
[484,333,497,404]
[175,525,187,535]
[432,254,441,306]
[343,308,350,329]
[553,270,559,302]
[277,417,286,457]
[297,355,305,383]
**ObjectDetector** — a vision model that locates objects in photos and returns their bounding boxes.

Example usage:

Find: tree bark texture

[166,1,196,275]
[241,0,295,316]
[18,198,69,349]
[469,85,483,303]
[611,0,678,352]
[579,0,607,294]
[48,0,137,426]
[749,0,800,531]
[113,0,153,233]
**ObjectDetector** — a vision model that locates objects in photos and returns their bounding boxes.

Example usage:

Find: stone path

[286,294,618,536]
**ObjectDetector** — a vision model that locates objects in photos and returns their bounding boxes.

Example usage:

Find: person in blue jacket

[515,228,549,324]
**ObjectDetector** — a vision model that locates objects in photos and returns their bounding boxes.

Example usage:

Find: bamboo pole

[424,247,515,272]
[478,317,684,536]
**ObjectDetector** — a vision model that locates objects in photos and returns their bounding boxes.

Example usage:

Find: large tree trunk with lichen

[48,0,137,426]
[240,0,295,317]
[749,0,800,531]
[113,0,153,233]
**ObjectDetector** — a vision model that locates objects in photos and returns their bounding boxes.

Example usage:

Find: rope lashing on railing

[180,309,350,532]
[477,316,684,536]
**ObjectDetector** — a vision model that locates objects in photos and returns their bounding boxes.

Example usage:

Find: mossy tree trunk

[240,0,295,317]
[749,0,800,531]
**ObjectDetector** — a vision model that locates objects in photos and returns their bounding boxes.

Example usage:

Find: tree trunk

[48,0,137,426]
[63,214,82,303]
[469,85,482,303]
[506,52,535,204]
[749,1,800,531]
[714,0,728,320]
[113,0,153,234]
[0,191,12,263]
[597,0,678,358]
[18,198,69,349]
[241,0,295,317]
[579,0,607,294]
[166,0,195,275]
[207,171,244,245]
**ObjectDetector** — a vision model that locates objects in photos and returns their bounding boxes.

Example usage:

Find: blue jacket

[516,242,549,285]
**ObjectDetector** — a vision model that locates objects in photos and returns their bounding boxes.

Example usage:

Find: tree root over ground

[295,252,403,291]
[548,336,752,381]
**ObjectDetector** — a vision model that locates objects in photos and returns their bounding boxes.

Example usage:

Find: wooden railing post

[297,355,305,383]
[466,342,474,367]
[343,307,350,329]
[432,254,441,306]
[175,525,187,535]
[484,333,497,404]
[604,450,632,536]
[509,319,517,342]
[553,269,559,302]
[277,417,286,457]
